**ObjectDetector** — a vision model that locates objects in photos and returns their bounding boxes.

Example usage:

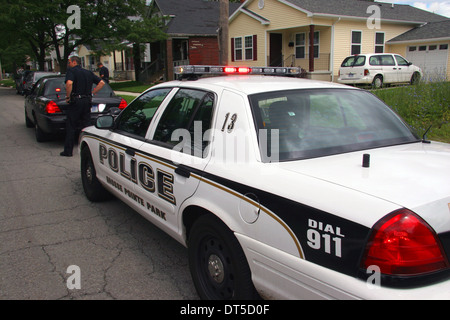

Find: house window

[440,44,448,50]
[312,31,319,58]
[234,37,243,61]
[409,46,417,52]
[351,31,362,55]
[245,35,254,60]
[375,32,385,53]
[232,36,257,61]
[295,33,306,59]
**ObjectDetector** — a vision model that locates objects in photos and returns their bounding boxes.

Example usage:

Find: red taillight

[362,209,449,276]
[118,98,127,110]
[364,69,370,76]
[46,101,62,114]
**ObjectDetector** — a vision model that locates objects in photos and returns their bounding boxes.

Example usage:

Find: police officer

[97,62,110,83]
[61,56,105,157]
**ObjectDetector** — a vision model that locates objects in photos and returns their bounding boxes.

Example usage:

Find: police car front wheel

[188,214,260,300]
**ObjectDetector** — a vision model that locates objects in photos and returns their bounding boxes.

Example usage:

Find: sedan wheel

[188,215,260,300]
[34,120,48,142]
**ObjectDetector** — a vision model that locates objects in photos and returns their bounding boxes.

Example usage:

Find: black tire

[188,214,260,300]
[25,111,33,128]
[372,75,383,89]
[411,72,421,85]
[34,120,48,142]
[80,146,111,202]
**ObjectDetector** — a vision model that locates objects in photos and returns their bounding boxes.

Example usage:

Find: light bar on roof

[174,65,301,77]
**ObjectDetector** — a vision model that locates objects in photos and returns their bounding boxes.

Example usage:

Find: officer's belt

[72,94,92,99]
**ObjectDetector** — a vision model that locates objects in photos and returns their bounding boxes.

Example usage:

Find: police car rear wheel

[188,215,259,300]
[34,120,48,142]
[81,146,110,202]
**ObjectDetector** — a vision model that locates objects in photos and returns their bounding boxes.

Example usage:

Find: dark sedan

[25,75,127,142]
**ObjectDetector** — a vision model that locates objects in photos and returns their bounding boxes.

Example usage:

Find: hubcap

[85,164,93,184]
[207,254,225,284]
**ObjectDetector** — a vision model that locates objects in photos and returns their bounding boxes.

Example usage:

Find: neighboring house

[229,0,449,81]
[387,19,450,81]
[150,0,241,80]
[77,44,139,81]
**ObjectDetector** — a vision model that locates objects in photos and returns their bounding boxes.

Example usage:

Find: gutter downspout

[330,17,341,82]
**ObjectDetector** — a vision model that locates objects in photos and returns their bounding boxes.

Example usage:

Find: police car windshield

[44,78,114,98]
[249,88,420,162]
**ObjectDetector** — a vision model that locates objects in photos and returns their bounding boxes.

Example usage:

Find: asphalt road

[0,86,198,300]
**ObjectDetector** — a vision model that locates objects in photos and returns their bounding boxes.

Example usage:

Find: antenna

[422,124,432,144]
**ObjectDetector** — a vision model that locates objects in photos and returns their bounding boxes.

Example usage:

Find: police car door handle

[175,165,191,178]
[125,148,136,156]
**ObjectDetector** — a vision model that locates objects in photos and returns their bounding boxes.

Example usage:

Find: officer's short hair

[69,56,82,65]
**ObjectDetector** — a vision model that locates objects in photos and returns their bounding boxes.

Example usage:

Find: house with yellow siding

[229,0,449,81]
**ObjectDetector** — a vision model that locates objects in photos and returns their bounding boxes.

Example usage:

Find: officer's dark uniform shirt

[65,65,102,96]
[99,66,109,82]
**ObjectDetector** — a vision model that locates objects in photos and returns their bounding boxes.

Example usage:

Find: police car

[79,65,450,300]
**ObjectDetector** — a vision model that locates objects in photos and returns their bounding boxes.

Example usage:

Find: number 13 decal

[222,113,238,133]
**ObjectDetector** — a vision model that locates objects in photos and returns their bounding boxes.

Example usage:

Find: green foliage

[373,82,450,143]
[0,0,166,73]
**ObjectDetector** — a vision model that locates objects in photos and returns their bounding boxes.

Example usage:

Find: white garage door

[407,44,449,80]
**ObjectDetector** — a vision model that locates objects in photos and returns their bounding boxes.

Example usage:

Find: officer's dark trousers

[64,98,91,155]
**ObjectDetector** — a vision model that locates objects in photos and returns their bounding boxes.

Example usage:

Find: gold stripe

[196,175,304,259]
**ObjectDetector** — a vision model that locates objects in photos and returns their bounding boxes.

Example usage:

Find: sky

[376,0,450,18]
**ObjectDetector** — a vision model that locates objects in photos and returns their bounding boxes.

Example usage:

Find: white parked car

[338,53,423,89]
[79,66,450,300]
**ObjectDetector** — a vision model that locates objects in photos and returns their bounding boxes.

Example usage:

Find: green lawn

[373,82,450,143]
[109,81,152,93]
[0,78,15,87]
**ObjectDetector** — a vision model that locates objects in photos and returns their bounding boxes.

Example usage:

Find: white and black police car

[79,65,450,300]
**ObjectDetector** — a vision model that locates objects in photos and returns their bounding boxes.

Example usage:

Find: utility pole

[219,0,229,65]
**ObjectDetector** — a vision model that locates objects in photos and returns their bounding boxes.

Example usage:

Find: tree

[0,0,166,74]
[109,5,167,82]
[219,0,229,65]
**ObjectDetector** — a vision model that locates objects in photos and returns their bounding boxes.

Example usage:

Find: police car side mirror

[96,115,114,130]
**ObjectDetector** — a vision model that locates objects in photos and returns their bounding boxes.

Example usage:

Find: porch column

[309,25,315,72]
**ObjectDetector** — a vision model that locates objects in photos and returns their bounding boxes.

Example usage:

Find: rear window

[249,88,419,162]
[341,56,366,67]
[44,78,114,99]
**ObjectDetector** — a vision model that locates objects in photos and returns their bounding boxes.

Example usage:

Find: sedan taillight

[46,101,62,114]
[119,98,128,110]
[361,209,449,276]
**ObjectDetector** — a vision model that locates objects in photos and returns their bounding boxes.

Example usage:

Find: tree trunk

[219,0,229,65]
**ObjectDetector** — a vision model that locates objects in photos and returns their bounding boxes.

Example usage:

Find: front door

[270,33,283,67]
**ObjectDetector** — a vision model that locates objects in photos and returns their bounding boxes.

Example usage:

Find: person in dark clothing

[61,56,105,157]
[97,62,110,83]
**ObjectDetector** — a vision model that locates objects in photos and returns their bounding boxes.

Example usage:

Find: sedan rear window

[249,89,419,162]
[44,78,114,98]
